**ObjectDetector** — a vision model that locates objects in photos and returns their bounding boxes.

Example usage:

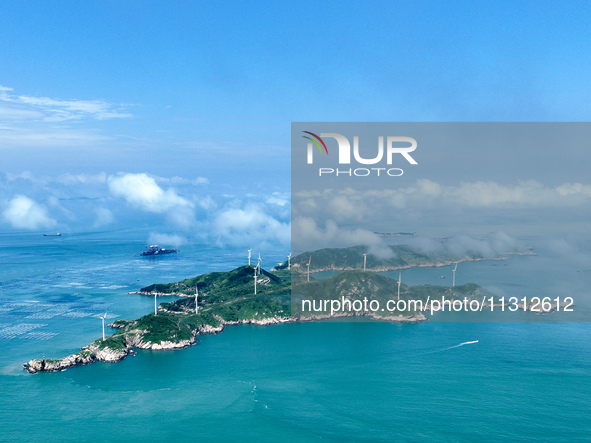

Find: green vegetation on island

[292,270,486,319]
[276,244,511,273]
[23,245,501,374]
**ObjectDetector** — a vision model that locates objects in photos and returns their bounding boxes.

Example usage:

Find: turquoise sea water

[1,231,590,442]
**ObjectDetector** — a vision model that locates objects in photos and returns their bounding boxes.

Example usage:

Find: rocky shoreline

[127,290,189,296]
[23,342,131,374]
[23,310,425,374]
[30,291,568,373]
[22,256,493,374]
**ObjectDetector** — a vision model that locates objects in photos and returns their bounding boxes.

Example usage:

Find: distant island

[275,244,532,273]
[374,231,416,237]
[23,244,513,374]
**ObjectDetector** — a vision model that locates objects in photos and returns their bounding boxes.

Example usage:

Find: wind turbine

[288,251,292,270]
[307,255,312,282]
[154,291,158,315]
[397,271,401,301]
[248,249,251,266]
[452,263,458,287]
[99,311,107,341]
[254,267,257,294]
[257,253,262,276]
[363,253,367,272]
[194,285,199,315]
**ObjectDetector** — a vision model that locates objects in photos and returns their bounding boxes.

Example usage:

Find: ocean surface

[1,230,590,442]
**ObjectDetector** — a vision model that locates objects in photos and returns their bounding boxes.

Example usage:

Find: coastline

[22,250,525,374]
[295,256,513,275]
[23,310,426,374]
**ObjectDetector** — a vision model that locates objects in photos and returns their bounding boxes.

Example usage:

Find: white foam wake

[442,340,479,351]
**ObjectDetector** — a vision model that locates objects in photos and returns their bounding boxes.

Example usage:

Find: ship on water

[43,233,61,237]
[139,245,178,256]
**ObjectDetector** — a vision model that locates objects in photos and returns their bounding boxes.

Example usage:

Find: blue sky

[1,1,591,248]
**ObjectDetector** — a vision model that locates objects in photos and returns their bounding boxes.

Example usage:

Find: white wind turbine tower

[452,263,458,287]
[288,251,292,270]
[194,285,199,315]
[154,291,158,315]
[257,253,262,276]
[307,255,312,282]
[397,271,401,301]
[253,267,258,295]
[363,253,367,272]
[248,249,252,266]
[99,311,107,341]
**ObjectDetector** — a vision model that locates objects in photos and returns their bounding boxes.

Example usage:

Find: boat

[43,233,61,237]
[140,245,178,256]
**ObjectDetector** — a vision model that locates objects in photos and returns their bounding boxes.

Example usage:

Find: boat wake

[421,340,479,355]
[441,340,479,352]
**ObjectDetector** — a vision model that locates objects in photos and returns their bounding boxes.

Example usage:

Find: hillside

[292,270,487,318]
[24,256,494,373]
[279,244,508,273]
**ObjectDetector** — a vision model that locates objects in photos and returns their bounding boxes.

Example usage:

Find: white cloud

[167,206,197,230]
[5,171,42,183]
[294,179,591,224]
[0,105,44,121]
[292,217,393,258]
[543,238,591,269]
[0,124,112,146]
[444,232,525,258]
[213,204,290,247]
[57,172,108,185]
[147,232,187,247]
[167,176,209,185]
[266,192,290,207]
[194,177,210,185]
[556,182,591,197]
[292,216,527,259]
[2,195,56,230]
[412,179,591,207]
[0,85,130,149]
[92,207,114,228]
[196,195,217,211]
[0,85,132,122]
[107,173,192,213]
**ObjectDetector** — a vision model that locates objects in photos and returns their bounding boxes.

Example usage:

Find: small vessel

[140,245,178,256]
[43,233,61,237]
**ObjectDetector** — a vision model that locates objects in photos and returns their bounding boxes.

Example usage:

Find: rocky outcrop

[23,342,129,374]
[127,291,189,297]
[143,339,194,350]
[198,323,225,334]
[370,312,427,322]
[213,315,294,326]
[24,323,209,373]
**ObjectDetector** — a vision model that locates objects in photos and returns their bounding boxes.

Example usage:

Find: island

[23,244,509,373]
[276,244,530,273]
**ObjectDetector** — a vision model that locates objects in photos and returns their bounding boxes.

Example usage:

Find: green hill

[25,249,497,373]
[280,244,502,273]
[292,270,487,317]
